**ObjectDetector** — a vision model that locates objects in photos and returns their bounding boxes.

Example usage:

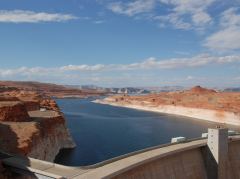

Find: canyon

[95,86,240,126]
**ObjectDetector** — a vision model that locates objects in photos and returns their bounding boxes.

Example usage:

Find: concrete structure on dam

[1,127,240,179]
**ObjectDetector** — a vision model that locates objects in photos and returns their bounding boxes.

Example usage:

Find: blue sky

[0,0,239,87]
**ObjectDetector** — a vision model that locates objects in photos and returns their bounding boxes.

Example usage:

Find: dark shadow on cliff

[0,122,19,154]
[54,147,76,165]
[0,122,38,179]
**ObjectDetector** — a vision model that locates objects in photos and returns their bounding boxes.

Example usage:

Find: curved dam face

[112,141,240,179]
[113,148,207,179]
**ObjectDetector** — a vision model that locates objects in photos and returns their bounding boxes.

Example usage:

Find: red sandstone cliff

[0,101,30,122]
[0,90,76,162]
[40,99,60,112]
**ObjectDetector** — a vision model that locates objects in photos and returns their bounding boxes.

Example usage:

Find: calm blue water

[54,98,218,166]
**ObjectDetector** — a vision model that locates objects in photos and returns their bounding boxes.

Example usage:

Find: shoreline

[93,99,240,126]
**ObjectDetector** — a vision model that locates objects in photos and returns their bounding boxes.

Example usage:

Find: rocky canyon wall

[0,91,76,162]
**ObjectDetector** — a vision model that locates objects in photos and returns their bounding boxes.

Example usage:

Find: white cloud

[186,76,194,80]
[105,0,215,30]
[154,13,192,30]
[160,0,215,14]
[220,7,240,27]
[93,20,105,24]
[0,54,239,86]
[17,54,240,71]
[204,27,240,51]
[192,11,212,26]
[107,0,155,16]
[60,64,106,71]
[204,8,240,51]
[0,54,239,77]
[0,10,78,23]
[156,0,214,29]
[136,54,240,69]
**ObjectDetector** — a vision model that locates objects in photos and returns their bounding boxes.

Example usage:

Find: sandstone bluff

[0,88,76,162]
[95,86,240,126]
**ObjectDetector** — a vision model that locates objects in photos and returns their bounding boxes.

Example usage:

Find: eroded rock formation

[0,101,30,122]
[96,86,240,125]
[0,89,76,162]
[40,99,60,112]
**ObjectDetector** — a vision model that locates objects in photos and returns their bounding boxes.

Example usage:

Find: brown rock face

[23,100,40,111]
[189,86,217,94]
[0,111,75,161]
[0,87,76,162]
[0,101,30,122]
[0,96,19,101]
[105,86,240,114]
[40,99,60,112]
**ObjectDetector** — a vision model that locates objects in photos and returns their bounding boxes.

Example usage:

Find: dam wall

[110,139,240,179]
[3,129,240,179]
[78,132,240,179]
[113,147,207,179]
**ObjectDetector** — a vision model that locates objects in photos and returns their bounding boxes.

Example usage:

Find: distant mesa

[0,80,106,98]
[188,86,217,94]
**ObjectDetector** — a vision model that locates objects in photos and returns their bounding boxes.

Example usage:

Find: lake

[54,98,219,166]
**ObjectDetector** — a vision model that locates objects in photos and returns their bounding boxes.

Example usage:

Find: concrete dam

[2,127,240,179]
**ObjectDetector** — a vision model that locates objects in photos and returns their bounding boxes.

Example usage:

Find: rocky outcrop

[27,111,76,161]
[28,125,75,161]
[40,99,60,112]
[22,100,40,111]
[0,101,30,122]
[0,96,19,101]
[188,86,217,94]
[0,90,76,162]
[2,90,41,111]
